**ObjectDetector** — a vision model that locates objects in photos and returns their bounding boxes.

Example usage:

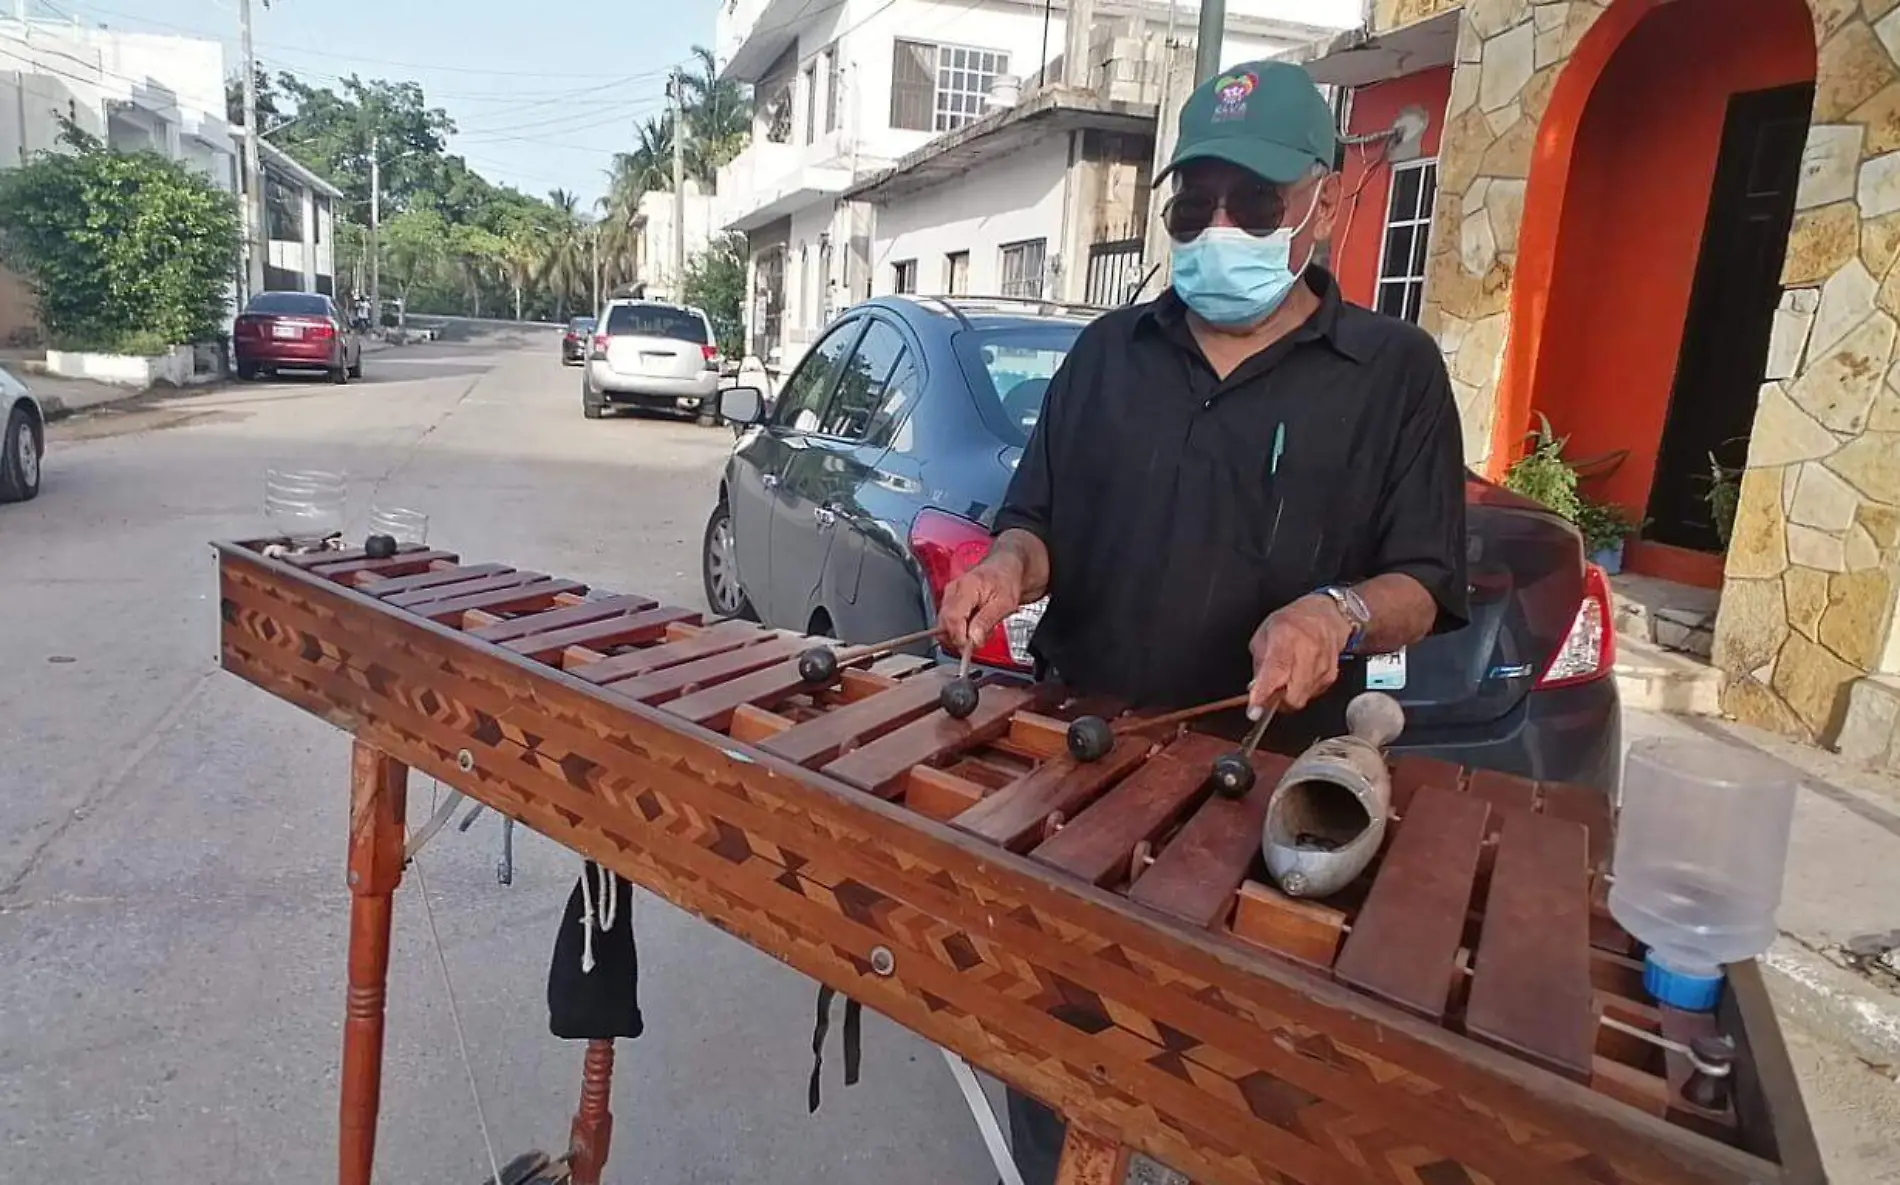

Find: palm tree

[676,46,751,189]
[536,190,589,321]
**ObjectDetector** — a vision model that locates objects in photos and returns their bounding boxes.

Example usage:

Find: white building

[630,181,731,302]
[233,128,342,299]
[714,0,1358,370]
[0,17,238,341]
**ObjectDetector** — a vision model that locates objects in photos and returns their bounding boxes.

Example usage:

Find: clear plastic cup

[368,505,428,545]
[264,468,346,543]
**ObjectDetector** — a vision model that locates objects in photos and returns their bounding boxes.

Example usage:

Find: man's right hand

[939,550,1028,655]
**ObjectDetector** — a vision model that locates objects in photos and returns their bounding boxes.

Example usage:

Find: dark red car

[232,291,363,383]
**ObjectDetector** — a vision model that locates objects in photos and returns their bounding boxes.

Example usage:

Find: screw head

[457,749,475,773]
[869,946,896,976]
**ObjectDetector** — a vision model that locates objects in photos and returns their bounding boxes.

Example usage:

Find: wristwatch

[1317,585,1371,654]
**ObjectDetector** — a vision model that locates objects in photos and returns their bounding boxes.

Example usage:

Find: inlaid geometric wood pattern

[214,541,1823,1185]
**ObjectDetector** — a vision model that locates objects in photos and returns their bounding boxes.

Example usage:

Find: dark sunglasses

[1162,178,1292,243]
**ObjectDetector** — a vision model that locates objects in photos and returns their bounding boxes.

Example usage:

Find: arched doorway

[1489,0,1818,586]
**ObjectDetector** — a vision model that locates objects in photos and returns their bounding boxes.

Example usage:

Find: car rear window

[603,304,706,343]
[247,292,331,316]
[953,323,1083,447]
[569,317,596,331]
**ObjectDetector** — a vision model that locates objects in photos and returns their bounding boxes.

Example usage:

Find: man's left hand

[1248,595,1354,717]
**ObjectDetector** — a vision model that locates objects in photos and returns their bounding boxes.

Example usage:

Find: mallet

[939,644,981,720]
[795,625,944,686]
[1207,695,1283,799]
[1064,692,1254,763]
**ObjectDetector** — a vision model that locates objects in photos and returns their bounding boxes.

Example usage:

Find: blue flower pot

[1591,542,1625,575]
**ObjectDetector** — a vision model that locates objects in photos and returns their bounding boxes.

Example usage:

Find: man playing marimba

[938,59,1470,1185]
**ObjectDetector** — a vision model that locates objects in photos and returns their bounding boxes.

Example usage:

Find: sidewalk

[12,336,399,419]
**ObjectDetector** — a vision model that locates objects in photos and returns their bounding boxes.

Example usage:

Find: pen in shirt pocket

[1270,422,1286,476]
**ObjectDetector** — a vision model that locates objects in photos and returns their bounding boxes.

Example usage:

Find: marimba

[213,538,1825,1185]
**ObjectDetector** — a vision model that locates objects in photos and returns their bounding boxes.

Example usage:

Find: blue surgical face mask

[1171,187,1322,328]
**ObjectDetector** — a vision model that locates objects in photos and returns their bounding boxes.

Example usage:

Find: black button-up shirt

[993,269,1469,738]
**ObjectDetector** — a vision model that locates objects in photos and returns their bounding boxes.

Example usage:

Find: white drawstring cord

[577,863,621,974]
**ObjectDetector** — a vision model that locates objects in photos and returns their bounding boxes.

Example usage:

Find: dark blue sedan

[703,296,1622,794]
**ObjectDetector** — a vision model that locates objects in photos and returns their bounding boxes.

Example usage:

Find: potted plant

[1575,497,1641,574]
[1500,414,1583,521]
[1502,414,1640,569]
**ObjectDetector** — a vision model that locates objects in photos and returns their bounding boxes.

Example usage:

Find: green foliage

[216,59,751,323]
[1501,414,1582,521]
[0,140,240,350]
[683,233,749,357]
[1705,452,1743,548]
[1502,413,1641,555]
[1573,498,1640,556]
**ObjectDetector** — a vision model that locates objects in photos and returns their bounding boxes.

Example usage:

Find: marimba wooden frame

[214,540,1823,1185]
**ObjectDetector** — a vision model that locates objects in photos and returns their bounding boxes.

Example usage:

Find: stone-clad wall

[1379,0,1900,747]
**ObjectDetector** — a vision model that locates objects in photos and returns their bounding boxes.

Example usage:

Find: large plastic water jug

[1607,737,1798,1011]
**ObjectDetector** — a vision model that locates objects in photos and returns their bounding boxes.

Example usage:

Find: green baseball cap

[1157,60,1337,185]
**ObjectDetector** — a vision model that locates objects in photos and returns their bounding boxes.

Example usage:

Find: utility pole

[368,134,381,336]
[239,0,266,302]
[1193,0,1226,85]
[590,227,599,313]
[670,71,686,300]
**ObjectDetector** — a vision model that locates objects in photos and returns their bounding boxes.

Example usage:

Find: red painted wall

[1524,0,1815,524]
[1333,67,1454,309]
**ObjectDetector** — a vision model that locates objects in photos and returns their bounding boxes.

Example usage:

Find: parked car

[703,295,1623,794]
[581,299,720,421]
[232,291,363,384]
[0,365,43,502]
[561,315,596,365]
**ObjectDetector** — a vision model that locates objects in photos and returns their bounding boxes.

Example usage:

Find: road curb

[1763,935,1900,1070]
[39,377,231,423]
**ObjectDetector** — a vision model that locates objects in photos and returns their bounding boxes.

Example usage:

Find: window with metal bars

[999,239,1046,299]
[1375,159,1437,323]
[892,259,918,294]
[889,39,1009,133]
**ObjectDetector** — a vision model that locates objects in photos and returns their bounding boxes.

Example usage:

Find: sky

[35,0,719,208]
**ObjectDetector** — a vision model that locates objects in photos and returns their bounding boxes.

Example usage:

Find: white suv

[0,365,43,502]
[580,299,721,421]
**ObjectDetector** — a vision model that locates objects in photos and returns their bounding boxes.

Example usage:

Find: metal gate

[1084,238,1145,307]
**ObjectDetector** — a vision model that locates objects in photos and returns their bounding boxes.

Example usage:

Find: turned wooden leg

[1054,1128,1131,1185]
[566,1038,617,1185]
[339,742,409,1185]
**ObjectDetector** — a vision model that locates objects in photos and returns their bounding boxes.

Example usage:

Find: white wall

[0,21,232,174]
[870,133,1069,297]
[637,185,728,298]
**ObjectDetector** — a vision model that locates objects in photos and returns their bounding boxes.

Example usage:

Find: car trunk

[1396,479,1592,730]
[602,306,709,380]
[606,335,703,380]
[236,313,336,358]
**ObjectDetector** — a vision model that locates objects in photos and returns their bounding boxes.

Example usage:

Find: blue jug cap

[1643,953,1724,1012]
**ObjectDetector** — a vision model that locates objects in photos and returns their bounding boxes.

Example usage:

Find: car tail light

[702,343,719,369]
[308,322,336,340]
[233,317,259,338]
[909,508,1043,672]
[1536,562,1617,689]
[592,332,609,358]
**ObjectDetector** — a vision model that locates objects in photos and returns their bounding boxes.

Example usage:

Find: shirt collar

[1138,266,1370,365]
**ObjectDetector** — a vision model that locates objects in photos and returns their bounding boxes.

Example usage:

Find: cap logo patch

[1212,71,1257,122]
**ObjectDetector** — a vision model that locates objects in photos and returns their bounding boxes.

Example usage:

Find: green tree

[380,207,449,309]
[0,136,240,352]
[677,46,751,187]
[682,233,747,357]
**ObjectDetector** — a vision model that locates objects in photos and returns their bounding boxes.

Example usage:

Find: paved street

[0,325,996,1184]
[5,324,1900,1184]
